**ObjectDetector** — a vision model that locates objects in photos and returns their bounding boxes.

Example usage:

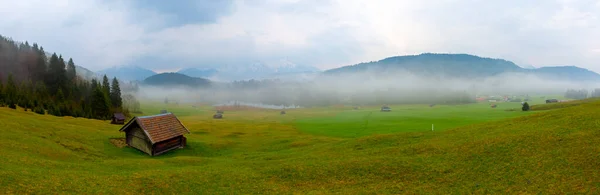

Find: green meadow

[1,97,599,194]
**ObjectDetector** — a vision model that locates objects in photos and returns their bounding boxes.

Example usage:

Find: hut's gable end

[124,125,153,155]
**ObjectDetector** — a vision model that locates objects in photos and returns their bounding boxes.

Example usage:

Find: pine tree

[110,77,122,108]
[0,79,4,106]
[102,75,112,108]
[6,74,17,106]
[66,58,76,83]
[102,75,110,94]
[57,55,67,92]
[46,53,60,93]
[91,87,110,120]
[50,88,66,117]
[34,47,47,84]
[91,79,99,91]
[56,88,65,103]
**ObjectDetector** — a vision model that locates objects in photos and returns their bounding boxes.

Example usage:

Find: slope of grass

[530,97,600,111]
[1,99,599,194]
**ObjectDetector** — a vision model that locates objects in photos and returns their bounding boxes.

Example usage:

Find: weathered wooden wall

[153,136,183,155]
[126,126,152,155]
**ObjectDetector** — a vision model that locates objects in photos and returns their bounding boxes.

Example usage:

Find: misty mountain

[519,64,536,69]
[532,66,600,81]
[324,53,600,81]
[177,68,218,78]
[97,66,157,81]
[144,72,211,87]
[325,53,522,78]
[182,60,321,81]
[75,65,98,80]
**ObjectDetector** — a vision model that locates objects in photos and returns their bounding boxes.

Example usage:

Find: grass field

[1,98,599,194]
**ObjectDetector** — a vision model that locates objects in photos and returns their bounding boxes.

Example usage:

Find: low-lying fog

[129,71,600,108]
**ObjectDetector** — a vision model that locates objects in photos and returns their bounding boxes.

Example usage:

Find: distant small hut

[213,113,223,119]
[280,110,286,115]
[546,99,558,104]
[160,110,168,114]
[491,104,497,108]
[353,106,360,110]
[429,104,436,107]
[216,110,224,114]
[118,113,190,156]
[111,113,126,124]
[381,105,391,112]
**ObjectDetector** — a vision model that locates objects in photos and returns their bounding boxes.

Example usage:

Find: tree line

[564,88,600,100]
[0,35,123,119]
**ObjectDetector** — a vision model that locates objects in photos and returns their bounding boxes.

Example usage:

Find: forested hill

[324,53,600,81]
[0,34,124,120]
[144,72,211,88]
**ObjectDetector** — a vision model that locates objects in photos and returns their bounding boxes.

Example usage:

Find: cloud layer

[1,0,598,72]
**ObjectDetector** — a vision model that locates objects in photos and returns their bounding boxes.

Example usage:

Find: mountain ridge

[143,72,211,87]
[97,65,157,81]
[324,53,600,81]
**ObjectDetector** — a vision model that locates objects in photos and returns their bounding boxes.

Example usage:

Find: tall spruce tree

[66,58,76,83]
[102,75,110,94]
[0,79,4,105]
[46,53,60,93]
[101,75,112,108]
[57,55,67,92]
[110,77,122,108]
[91,79,99,91]
[34,47,47,84]
[91,86,110,119]
[6,74,17,108]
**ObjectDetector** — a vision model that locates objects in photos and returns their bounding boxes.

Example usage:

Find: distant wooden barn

[111,113,126,124]
[213,113,223,119]
[381,106,391,112]
[119,113,190,156]
[546,99,559,104]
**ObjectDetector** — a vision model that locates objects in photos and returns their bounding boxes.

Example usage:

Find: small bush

[8,103,16,109]
[522,102,530,111]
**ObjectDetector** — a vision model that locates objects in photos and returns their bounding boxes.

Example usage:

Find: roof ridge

[137,112,173,119]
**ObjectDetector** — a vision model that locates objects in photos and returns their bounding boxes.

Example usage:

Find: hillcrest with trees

[0,35,124,120]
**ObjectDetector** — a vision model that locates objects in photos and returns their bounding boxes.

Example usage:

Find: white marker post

[432,124,434,131]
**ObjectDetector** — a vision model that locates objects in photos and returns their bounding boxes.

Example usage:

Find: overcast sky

[1,0,599,73]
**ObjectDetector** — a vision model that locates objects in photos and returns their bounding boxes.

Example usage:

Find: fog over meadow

[131,70,600,108]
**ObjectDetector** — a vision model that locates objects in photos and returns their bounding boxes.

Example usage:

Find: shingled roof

[113,113,126,120]
[119,113,190,144]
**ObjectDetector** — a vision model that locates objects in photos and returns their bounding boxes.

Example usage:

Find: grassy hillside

[531,98,600,111]
[1,99,599,194]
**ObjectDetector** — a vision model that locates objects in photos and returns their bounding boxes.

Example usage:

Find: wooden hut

[111,113,126,124]
[381,105,391,112]
[118,113,190,156]
[546,99,558,104]
[280,110,286,115]
[213,113,223,119]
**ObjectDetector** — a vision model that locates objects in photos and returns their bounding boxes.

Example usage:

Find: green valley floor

[1,99,599,194]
